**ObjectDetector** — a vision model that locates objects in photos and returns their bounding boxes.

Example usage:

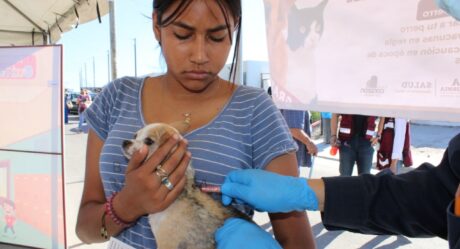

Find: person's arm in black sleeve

[321,133,460,240]
[447,137,460,249]
[447,200,460,249]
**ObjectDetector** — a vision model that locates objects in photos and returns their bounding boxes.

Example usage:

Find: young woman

[75,1,315,248]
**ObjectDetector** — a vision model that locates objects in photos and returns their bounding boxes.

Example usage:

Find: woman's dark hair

[153,0,242,83]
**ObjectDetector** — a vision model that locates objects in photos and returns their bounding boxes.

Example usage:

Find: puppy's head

[122,123,181,160]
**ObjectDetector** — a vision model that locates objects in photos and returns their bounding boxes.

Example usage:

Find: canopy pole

[109,0,117,80]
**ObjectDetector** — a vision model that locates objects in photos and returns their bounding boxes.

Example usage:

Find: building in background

[219,60,270,90]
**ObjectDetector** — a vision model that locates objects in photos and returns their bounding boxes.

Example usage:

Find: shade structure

[0,0,109,46]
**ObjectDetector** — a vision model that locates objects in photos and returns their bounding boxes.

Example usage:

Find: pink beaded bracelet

[104,192,134,227]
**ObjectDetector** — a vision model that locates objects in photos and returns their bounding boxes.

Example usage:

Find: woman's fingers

[125,144,148,174]
[149,139,188,176]
[166,151,191,189]
[158,138,189,176]
[157,177,187,211]
[143,133,182,173]
[152,145,191,198]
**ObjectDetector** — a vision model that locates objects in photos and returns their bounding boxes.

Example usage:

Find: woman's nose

[190,36,209,65]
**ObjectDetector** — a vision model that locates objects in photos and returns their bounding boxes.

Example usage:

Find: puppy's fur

[122,123,245,249]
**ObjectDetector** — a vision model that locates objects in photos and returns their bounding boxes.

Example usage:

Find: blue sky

[60,0,268,91]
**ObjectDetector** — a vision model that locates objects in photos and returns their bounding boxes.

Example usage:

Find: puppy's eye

[144,137,154,146]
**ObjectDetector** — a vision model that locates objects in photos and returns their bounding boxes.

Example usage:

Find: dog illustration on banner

[122,122,248,249]
[264,0,328,107]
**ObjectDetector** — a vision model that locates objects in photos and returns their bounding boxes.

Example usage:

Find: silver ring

[161,177,174,190]
[155,165,168,178]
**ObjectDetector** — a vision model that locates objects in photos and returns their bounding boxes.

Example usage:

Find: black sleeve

[447,201,460,249]
[321,133,460,240]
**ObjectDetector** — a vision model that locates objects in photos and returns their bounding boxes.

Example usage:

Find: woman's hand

[215,218,282,249]
[114,134,191,222]
[306,141,318,156]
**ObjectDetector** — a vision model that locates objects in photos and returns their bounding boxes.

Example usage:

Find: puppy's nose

[122,140,132,148]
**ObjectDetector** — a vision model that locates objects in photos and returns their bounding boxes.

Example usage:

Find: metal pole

[93,56,96,88]
[134,38,137,77]
[107,50,111,83]
[109,0,117,80]
[84,62,87,88]
[79,67,83,88]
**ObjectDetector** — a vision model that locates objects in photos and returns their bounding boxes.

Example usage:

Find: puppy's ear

[169,120,189,135]
[156,124,181,146]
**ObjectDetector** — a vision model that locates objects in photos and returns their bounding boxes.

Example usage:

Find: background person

[64,91,72,124]
[280,109,318,178]
[321,112,332,144]
[331,114,378,176]
[376,117,412,174]
[75,1,315,248]
[76,88,91,132]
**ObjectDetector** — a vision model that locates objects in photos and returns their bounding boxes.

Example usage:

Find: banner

[0,46,65,249]
[264,0,460,122]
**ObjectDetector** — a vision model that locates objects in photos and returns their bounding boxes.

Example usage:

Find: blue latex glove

[436,0,460,20]
[215,218,282,249]
[221,169,318,213]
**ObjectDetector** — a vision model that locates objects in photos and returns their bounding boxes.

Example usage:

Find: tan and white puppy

[122,123,245,249]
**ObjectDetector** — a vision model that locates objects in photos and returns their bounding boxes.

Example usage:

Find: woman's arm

[76,130,119,243]
[265,152,316,249]
[76,129,190,243]
[330,114,339,146]
[289,128,318,156]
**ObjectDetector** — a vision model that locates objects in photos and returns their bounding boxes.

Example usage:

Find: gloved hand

[221,169,318,213]
[436,0,460,20]
[215,218,282,249]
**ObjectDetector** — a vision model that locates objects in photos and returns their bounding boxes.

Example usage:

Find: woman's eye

[174,33,191,40]
[209,36,226,42]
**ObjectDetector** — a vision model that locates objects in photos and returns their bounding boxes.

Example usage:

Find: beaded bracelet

[105,192,134,228]
[100,211,108,239]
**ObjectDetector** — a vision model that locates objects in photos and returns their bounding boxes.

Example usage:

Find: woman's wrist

[111,191,140,224]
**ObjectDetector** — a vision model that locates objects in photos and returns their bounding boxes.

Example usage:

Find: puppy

[122,123,246,249]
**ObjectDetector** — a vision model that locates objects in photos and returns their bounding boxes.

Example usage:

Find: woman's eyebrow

[172,21,227,33]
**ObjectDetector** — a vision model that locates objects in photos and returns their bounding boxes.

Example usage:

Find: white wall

[219,60,269,88]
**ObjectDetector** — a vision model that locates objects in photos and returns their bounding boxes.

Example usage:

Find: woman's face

[153,0,235,92]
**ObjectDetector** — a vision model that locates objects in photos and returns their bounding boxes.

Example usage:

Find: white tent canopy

[0,0,109,46]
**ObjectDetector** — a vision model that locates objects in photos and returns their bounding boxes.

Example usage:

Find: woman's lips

[184,71,210,80]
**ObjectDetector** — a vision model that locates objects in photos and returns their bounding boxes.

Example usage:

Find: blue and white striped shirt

[85,76,297,249]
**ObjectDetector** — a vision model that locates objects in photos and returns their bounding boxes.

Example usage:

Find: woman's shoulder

[232,85,268,100]
[98,76,144,99]
[108,76,144,91]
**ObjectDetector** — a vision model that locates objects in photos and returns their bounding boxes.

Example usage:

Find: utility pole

[107,50,111,83]
[93,56,96,88]
[79,67,83,89]
[133,38,138,77]
[109,0,117,80]
[84,62,88,88]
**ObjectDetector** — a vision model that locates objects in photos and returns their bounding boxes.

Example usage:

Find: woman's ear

[152,11,161,45]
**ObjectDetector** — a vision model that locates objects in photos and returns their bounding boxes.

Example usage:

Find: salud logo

[396,80,433,95]
[440,78,460,97]
[360,75,385,96]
